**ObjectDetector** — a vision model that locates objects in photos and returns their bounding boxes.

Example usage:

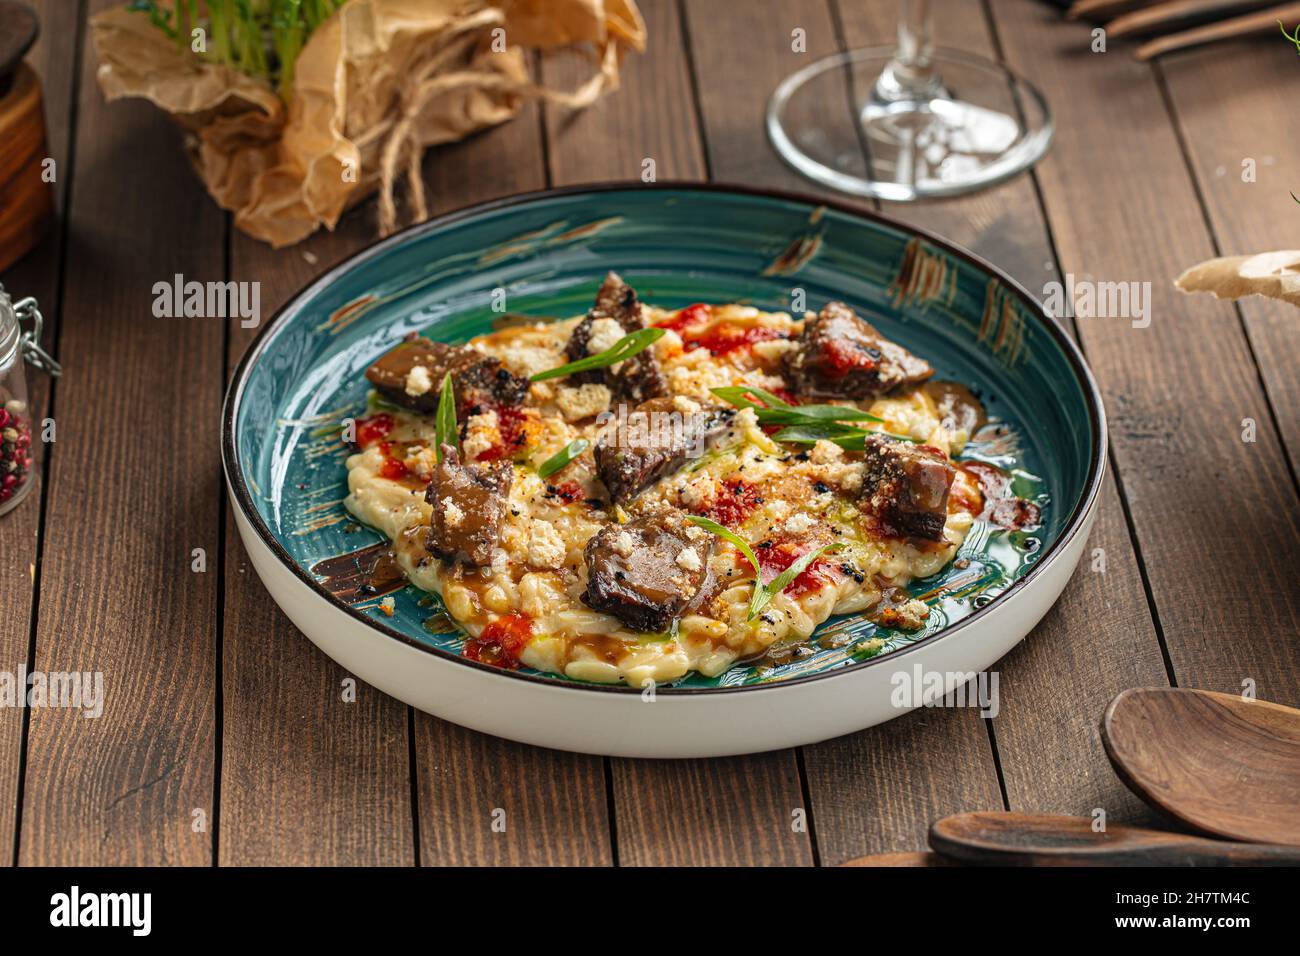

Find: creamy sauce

[343,303,989,686]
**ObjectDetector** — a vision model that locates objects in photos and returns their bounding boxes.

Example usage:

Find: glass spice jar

[0,284,60,517]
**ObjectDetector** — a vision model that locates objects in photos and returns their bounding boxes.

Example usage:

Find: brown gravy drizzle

[924,380,987,435]
[311,543,408,603]
[960,461,1041,531]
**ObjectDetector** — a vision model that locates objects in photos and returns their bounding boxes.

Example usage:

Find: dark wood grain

[930,811,1300,866]
[992,0,1300,705]
[17,0,218,865]
[0,0,81,866]
[220,207,415,867]
[541,0,706,181]
[1158,37,1300,489]
[611,751,812,866]
[544,0,810,866]
[677,0,1004,863]
[418,722,612,867]
[833,0,1168,826]
[1102,688,1300,845]
[411,101,614,867]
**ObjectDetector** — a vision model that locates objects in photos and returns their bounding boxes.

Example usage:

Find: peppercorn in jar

[0,284,60,516]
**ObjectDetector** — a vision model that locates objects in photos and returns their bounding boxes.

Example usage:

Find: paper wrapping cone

[91,0,646,247]
[1175,251,1300,309]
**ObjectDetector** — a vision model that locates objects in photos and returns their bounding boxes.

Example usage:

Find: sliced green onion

[750,542,843,620]
[710,384,793,410]
[772,424,917,448]
[686,516,765,619]
[687,515,845,622]
[710,386,883,426]
[530,327,666,382]
[538,438,590,479]
[434,372,458,462]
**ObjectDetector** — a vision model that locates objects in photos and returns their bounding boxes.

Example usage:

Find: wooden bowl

[0,61,53,274]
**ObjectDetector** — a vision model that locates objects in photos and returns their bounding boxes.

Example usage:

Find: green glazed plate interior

[226,185,1099,691]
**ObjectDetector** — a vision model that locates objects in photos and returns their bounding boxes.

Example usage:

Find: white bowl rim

[220,181,1108,698]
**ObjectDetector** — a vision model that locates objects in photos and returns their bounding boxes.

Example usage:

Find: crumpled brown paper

[1175,251,1300,309]
[92,0,645,247]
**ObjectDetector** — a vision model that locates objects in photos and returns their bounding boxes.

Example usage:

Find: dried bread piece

[1175,251,1300,309]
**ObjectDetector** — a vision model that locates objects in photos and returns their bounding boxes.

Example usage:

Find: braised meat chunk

[859,435,955,542]
[783,301,932,400]
[366,334,528,414]
[565,272,666,401]
[595,396,733,504]
[423,444,512,565]
[582,510,714,632]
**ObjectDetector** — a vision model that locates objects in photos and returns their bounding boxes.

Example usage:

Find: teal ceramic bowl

[223,184,1105,757]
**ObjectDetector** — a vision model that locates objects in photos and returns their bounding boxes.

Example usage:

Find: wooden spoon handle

[930,812,1300,866]
[1068,0,1160,20]
[1107,0,1279,38]
[1136,1,1300,58]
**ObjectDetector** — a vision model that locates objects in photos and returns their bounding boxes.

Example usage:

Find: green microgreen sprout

[434,372,457,463]
[529,328,665,382]
[686,515,843,622]
[537,438,590,479]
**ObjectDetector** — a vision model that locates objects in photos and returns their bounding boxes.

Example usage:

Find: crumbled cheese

[784,512,816,535]
[751,338,797,363]
[442,497,465,528]
[462,410,500,461]
[613,531,636,557]
[527,520,567,570]
[404,364,434,397]
[840,463,865,493]
[675,548,702,573]
[501,344,559,380]
[585,317,626,356]
[679,476,717,509]
[378,597,395,617]
[810,439,844,464]
[672,395,701,415]
[555,383,612,422]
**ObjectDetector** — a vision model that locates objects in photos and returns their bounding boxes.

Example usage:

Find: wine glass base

[767,47,1053,202]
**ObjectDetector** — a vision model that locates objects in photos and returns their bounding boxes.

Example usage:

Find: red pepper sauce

[545,480,585,504]
[654,302,711,334]
[822,338,879,378]
[352,412,394,449]
[376,442,411,481]
[688,324,787,356]
[471,401,532,463]
[657,304,789,357]
[464,613,533,669]
[701,476,764,527]
[746,540,844,601]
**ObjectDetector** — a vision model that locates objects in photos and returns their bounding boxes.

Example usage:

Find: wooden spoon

[1136,1,1300,58]
[1106,0,1279,38]
[1102,687,1300,845]
[929,811,1300,866]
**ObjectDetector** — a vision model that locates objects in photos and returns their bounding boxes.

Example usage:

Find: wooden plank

[990,2,1300,705]
[1158,39,1300,483]
[829,0,1168,831]
[543,0,810,866]
[676,0,1000,863]
[0,0,82,865]
[409,106,614,867]
[17,0,218,866]
[221,212,414,866]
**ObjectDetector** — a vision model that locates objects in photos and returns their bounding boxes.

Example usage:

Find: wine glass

[766,0,1052,201]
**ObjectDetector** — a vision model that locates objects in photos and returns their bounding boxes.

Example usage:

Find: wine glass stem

[874,0,943,102]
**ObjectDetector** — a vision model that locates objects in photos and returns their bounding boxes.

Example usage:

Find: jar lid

[0,286,17,368]
[0,283,60,376]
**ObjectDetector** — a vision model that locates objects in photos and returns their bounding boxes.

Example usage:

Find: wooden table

[2,0,1296,866]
